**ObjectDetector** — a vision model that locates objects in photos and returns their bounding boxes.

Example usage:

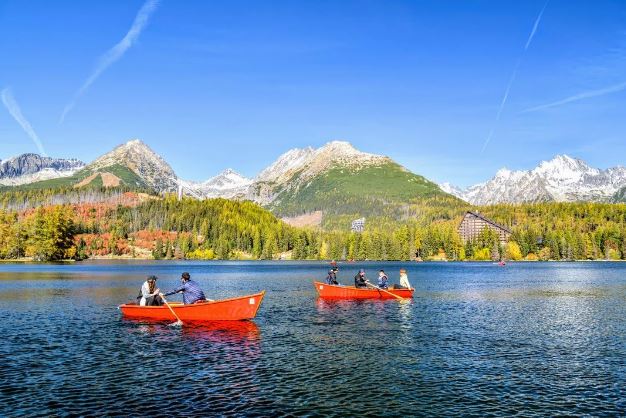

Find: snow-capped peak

[494,167,512,177]
[180,168,253,199]
[202,169,252,188]
[443,155,626,205]
[535,154,594,176]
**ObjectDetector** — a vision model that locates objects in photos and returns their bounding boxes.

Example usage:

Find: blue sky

[1,0,626,187]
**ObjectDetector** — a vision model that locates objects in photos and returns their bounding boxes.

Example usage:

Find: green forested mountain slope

[267,161,465,229]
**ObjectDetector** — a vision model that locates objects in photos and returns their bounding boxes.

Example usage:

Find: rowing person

[138,275,164,306]
[377,269,389,289]
[325,269,339,285]
[354,269,367,288]
[161,272,207,304]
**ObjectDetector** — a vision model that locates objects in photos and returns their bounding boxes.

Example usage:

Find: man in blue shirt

[162,272,207,304]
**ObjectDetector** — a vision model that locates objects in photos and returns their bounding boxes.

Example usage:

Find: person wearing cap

[354,269,367,288]
[138,275,163,306]
[162,272,207,305]
[325,269,339,285]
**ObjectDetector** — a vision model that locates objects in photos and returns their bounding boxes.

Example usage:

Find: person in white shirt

[399,269,411,289]
[138,275,163,306]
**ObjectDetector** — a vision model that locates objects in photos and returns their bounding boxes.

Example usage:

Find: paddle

[160,294,183,327]
[365,280,404,300]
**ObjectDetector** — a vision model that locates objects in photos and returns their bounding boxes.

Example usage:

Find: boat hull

[314,282,413,299]
[119,291,265,321]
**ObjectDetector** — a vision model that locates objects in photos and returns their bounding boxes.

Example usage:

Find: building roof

[463,211,512,234]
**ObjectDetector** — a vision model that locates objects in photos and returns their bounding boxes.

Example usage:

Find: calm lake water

[0,261,624,416]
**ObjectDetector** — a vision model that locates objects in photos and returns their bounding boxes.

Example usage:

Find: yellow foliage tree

[505,241,523,261]
[473,248,491,261]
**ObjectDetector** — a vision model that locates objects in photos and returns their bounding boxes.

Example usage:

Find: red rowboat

[118,291,265,321]
[314,281,413,299]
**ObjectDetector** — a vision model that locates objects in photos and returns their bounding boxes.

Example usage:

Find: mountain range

[0,139,454,223]
[0,154,84,186]
[3,141,626,213]
[441,155,626,205]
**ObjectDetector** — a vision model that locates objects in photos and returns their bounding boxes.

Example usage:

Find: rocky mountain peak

[315,140,385,162]
[87,138,177,192]
[255,146,315,183]
[0,153,85,186]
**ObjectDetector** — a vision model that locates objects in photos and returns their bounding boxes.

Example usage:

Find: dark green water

[0,261,624,416]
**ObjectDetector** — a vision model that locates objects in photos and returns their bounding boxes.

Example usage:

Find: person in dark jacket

[162,272,207,305]
[354,269,367,288]
[325,269,339,285]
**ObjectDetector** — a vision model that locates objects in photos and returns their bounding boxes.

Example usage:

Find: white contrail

[480,1,549,153]
[1,88,47,156]
[523,81,626,113]
[60,0,159,123]
[481,59,521,153]
[525,1,548,50]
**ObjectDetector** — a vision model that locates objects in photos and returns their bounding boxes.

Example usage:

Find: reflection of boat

[182,321,261,343]
[314,282,413,299]
[118,291,265,321]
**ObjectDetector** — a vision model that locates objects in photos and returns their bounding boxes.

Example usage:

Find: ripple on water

[0,261,625,416]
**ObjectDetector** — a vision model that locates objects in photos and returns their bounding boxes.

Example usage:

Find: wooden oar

[365,281,404,300]
[160,294,183,326]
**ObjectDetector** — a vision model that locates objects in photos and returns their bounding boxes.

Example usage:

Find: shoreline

[1,257,625,263]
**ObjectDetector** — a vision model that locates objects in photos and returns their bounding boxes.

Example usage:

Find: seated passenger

[326,269,339,285]
[399,269,411,289]
[139,275,163,306]
[354,269,367,288]
[377,270,389,289]
[162,272,207,305]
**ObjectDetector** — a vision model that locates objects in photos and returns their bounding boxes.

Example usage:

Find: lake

[0,261,624,416]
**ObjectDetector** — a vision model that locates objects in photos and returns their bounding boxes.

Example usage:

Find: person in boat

[162,272,207,305]
[138,275,163,306]
[325,269,339,285]
[399,268,411,288]
[393,268,411,289]
[354,269,367,288]
[377,269,389,289]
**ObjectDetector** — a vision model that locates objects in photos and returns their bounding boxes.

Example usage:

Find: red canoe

[118,291,265,321]
[314,281,413,299]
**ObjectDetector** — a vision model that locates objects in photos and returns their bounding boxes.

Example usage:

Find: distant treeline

[1,188,626,262]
